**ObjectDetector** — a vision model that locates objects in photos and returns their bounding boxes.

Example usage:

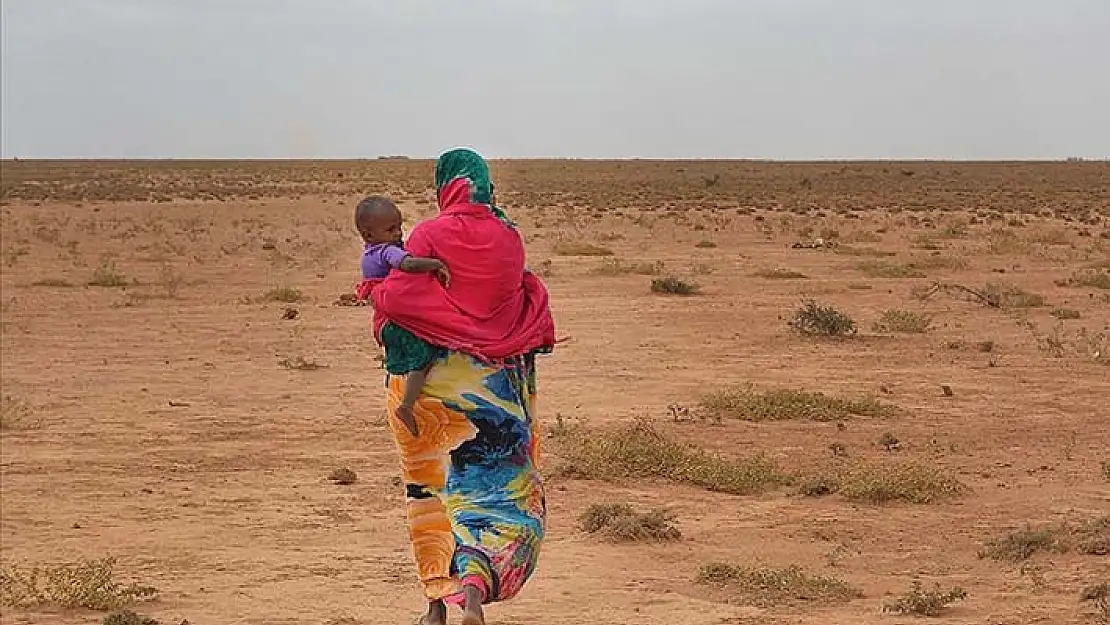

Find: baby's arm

[397,256,450,287]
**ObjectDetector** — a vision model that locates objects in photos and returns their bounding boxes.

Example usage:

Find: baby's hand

[434,264,451,288]
[395,404,420,437]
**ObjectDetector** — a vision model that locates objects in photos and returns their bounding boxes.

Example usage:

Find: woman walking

[370,148,556,625]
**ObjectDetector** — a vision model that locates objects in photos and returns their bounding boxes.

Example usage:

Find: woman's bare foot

[420,600,447,625]
[460,585,485,625]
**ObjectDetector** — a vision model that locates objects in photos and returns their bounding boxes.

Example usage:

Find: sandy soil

[1,161,1108,625]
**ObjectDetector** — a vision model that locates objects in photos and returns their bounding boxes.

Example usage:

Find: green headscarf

[434,148,514,228]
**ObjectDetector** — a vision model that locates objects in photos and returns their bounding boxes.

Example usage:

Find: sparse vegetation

[591,258,664,276]
[982,281,1045,308]
[0,396,33,431]
[0,558,156,611]
[873,309,932,333]
[835,462,964,504]
[753,268,807,279]
[855,260,925,278]
[278,355,327,370]
[29,278,75,288]
[882,581,967,617]
[579,504,681,542]
[789,301,856,337]
[88,260,128,288]
[981,516,1109,561]
[697,563,861,607]
[102,610,159,625]
[1051,307,1081,320]
[1059,269,1110,290]
[699,387,892,422]
[328,467,357,485]
[553,241,614,257]
[650,277,699,295]
[1081,582,1109,623]
[262,286,304,303]
[694,240,718,249]
[554,421,790,495]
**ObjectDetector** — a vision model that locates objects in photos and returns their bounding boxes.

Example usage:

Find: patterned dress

[385,350,546,605]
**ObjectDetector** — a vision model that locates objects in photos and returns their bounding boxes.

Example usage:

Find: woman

[370,148,556,625]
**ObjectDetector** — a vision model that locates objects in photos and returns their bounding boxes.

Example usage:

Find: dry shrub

[910,254,969,271]
[278,355,327,371]
[855,260,925,279]
[883,581,967,617]
[262,286,304,303]
[982,516,1107,562]
[88,260,128,288]
[700,387,891,422]
[591,258,664,276]
[554,421,790,496]
[982,282,1045,308]
[1051,307,1081,320]
[697,563,861,607]
[836,246,896,258]
[29,278,75,288]
[1081,582,1109,623]
[553,241,614,257]
[694,240,718,249]
[1059,269,1110,290]
[835,462,965,504]
[1103,460,1110,482]
[789,301,856,337]
[579,504,680,542]
[0,558,156,611]
[102,610,159,625]
[753,268,807,279]
[873,309,933,333]
[0,396,34,431]
[650,277,699,295]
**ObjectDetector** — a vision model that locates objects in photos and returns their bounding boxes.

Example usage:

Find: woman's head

[434,148,513,227]
[435,148,493,207]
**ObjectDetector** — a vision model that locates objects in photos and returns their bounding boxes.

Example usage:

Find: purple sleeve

[381,245,411,269]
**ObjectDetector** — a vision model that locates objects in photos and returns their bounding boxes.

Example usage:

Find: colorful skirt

[385,350,546,605]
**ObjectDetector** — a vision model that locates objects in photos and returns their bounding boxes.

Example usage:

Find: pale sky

[1,0,1108,159]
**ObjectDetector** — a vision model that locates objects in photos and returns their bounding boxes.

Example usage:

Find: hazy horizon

[2,0,1108,160]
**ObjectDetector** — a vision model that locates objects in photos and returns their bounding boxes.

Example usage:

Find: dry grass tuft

[0,558,156,611]
[883,581,967,617]
[982,282,1045,308]
[553,241,614,257]
[579,504,681,542]
[1081,582,1109,623]
[753,268,807,280]
[694,240,718,249]
[88,260,128,288]
[102,610,159,625]
[873,309,933,333]
[0,396,35,431]
[1059,269,1110,290]
[981,516,1108,561]
[278,356,327,371]
[834,462,965,504]
[854,260,926,279]
[789,301,856,337]
[554,421,791,495]
[1051,307,1081,320]
[697,563,861,607]
[699,387,892,422]
[591,258,664,276]
[29,278,75,288]
[262,286,304,303]
[650,277,699,295]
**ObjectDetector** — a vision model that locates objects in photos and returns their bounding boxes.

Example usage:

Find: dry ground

[1,160,1108,625]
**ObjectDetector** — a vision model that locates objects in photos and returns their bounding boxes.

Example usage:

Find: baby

[354,196,448,436]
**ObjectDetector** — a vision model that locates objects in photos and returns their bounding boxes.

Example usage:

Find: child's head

[355,196,403,245]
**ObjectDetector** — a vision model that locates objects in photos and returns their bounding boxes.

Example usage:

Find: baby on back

[354,195,448,437]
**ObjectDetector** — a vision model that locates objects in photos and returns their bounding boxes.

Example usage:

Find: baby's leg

[402,366,431,409]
